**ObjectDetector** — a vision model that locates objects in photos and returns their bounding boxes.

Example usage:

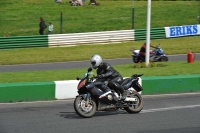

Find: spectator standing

[39,17,46,35]
[48,22,54,34]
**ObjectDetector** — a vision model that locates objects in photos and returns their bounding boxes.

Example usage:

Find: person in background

[48,22,54,34]
[69,0,83,6]
[139,42,157,57]
[90,54,127,100]
[39,17,46,35]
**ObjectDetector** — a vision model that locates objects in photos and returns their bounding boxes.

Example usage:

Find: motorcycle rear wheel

[133,56,143,63]
[124,91,143,113]
[74,96,97,118]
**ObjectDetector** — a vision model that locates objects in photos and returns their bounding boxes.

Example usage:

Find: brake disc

[80,100,93,113]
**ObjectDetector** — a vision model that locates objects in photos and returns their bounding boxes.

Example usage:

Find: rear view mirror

[88,67,92,72]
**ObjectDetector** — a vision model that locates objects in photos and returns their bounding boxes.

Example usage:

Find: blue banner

[164,25,200,38]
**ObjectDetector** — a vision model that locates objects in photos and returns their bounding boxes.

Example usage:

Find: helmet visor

[91,61,96,66]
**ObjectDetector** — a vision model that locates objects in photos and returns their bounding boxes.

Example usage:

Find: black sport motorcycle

[74,67,144,118]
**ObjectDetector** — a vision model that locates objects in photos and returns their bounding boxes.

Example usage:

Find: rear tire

[74,96,97,118]
[133,56,139,63]
[133,56,144,63]
[124,91,144,113]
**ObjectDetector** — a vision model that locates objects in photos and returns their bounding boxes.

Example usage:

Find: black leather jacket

[96,62,122,79]
[39,21,46,30]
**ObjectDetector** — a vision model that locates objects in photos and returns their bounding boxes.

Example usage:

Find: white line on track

[141,104,200,113]
[143,92,200,98]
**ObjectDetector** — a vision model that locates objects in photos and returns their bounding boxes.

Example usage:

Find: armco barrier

[1,26,200,50]
[0,75,200,103]
[134,27,165,41]
[0,35,48,49]
[48,30,135,46]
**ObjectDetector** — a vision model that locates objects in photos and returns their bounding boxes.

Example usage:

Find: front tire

[159,56,168,62]
[124,91,144,113]
[74,96,97,118]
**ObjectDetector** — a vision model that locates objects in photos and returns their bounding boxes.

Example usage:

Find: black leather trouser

[95,79,111,93]
[108,76,124,94]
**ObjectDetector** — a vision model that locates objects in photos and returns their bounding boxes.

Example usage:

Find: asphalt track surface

[0,54,200,72]
[0,93,200,133]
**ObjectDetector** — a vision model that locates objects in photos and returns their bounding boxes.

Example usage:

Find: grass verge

[0,61,200,83]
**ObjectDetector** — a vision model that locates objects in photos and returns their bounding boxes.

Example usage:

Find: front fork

[77,93,91,106]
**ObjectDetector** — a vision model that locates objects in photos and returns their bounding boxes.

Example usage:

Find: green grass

[0,61,200,83]
[0,0,199,36]
[0,0,200,83]
[0,36,200,65]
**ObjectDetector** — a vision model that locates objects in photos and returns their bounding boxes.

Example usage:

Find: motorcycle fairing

[91,88,118,104]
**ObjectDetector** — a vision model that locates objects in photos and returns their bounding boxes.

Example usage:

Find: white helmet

[90,54,102,69]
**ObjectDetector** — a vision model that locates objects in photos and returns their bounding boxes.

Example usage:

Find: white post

[145,0,151,66]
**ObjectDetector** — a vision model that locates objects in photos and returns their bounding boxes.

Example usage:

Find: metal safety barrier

[48,30,135,46]
[0,35,48,49]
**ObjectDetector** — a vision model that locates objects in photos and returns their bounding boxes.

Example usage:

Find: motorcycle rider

[139,42,157,57]
[90,54,127,100]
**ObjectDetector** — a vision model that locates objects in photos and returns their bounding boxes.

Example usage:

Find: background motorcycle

[74,67,144,118]
[131,45,168,63]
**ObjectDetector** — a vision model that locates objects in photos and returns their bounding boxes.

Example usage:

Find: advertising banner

[164,25,200,38]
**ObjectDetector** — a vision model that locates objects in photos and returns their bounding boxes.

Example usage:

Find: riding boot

[117,86,127,100]
[121,91,127,100]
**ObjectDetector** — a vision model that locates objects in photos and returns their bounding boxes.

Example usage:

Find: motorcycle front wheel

[124,91,144,114]
[159,56,168,62]
[74,96,97,118]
